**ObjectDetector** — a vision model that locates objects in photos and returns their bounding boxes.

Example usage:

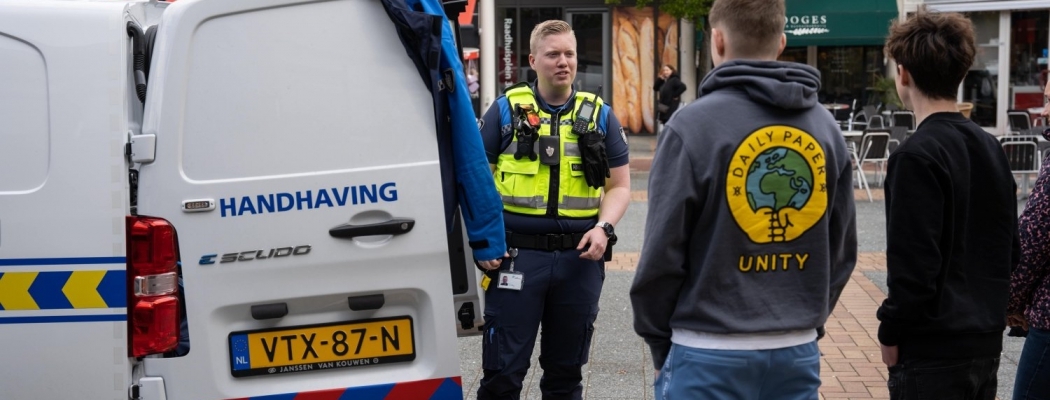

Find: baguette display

[640,17,655,134]
[612,7,679,135]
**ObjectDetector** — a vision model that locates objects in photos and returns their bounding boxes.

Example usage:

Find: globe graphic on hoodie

[745,147,813,213]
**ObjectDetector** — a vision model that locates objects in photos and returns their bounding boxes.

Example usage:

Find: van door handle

[329,218,415,239]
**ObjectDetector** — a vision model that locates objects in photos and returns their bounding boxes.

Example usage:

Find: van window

[178,2,436,182]
[0,35,49,192]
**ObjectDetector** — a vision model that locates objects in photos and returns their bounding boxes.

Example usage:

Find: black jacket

[876,112,1020,360]
[654,73,686,123]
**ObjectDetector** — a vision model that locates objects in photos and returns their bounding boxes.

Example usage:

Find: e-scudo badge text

[220,182,398,217]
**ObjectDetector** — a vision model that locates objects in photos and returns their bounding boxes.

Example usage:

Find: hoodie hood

[699,60,821,110]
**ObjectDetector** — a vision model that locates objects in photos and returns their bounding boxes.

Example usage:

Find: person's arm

[631,126,697,370]
[481,98,509,165]
[827,151,858,317]
[578,165,630,260]
[654,77,665,92]
[877,152,947,347]
[578,107,630,260]
[1008,160,1050,326]
[671,78,687,100]
[474,99,511,269]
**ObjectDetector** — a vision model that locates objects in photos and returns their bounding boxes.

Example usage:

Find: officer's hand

[577,228,608,261]
[477,253,509,271]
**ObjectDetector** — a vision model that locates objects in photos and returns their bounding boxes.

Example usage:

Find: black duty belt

[506,231,586,251]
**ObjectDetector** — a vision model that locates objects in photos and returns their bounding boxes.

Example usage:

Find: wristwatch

[595,221,618,245]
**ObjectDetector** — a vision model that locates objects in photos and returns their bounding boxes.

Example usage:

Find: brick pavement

[607,251,893,400]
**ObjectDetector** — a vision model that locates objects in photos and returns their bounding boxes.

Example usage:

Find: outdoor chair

[1007,109,1041,136]
[1000,136,1042,197]
[849,141,871,202]
[859,130,891,188]
[867,114,886,130]
[851,105,880,130]
[888,126,908,154]
[891,111,916,130]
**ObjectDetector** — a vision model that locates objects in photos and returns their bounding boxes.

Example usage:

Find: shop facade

[925,0,1050,133]
[777,0,900,111]
[478,0,694,135]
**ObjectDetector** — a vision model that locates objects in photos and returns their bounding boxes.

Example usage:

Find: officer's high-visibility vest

[495,86,604,218]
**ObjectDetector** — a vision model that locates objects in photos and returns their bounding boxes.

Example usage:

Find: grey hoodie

[630,60,857,369]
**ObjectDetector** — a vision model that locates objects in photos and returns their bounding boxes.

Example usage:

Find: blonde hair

[530,20,575,54]
[709,0,786,58]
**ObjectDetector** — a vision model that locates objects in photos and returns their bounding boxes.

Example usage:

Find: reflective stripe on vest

[503,142,581,157]
[494,86,605,217]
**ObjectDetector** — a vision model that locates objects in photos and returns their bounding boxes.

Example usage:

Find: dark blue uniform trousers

[477,248,604,400]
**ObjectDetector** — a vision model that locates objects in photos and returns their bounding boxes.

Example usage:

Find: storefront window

[517,8,562,84]
[779,47,807,64]
[1009,11,1049,113]
[815,46,884,107]
[963,12,1000,127]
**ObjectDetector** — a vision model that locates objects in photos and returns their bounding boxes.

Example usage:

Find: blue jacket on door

[381,0,506,261]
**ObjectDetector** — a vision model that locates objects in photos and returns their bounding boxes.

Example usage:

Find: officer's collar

[530,81,577,113]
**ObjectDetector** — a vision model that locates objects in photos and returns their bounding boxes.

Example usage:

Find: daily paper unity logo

[726,126,828,244]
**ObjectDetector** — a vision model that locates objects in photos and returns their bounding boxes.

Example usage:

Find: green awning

[785,0,898,47]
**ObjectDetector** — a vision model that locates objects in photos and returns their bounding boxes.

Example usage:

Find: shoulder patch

[620,127,628,144]
[477,118,485,131]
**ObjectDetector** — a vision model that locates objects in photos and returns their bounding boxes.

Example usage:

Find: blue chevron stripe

[28,271,73,309]
[0,270,126,311]
[98,270,127,307]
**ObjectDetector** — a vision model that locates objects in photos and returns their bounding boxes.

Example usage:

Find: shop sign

[786,14,829,37]
[499,17,517,89]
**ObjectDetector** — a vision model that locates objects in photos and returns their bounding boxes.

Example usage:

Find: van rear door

[136,0,466,398]
[0,2,135,398]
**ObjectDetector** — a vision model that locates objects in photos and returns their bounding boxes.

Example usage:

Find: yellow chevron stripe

[0,272,40,310]
[63,270,108,309]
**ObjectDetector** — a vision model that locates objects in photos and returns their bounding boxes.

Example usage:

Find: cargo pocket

[481,317,504,370]
[577,312,598,365]
[495,158,540,208]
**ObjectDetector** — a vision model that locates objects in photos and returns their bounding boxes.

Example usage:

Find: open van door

[0,2,140,398]
[136,0,473,397]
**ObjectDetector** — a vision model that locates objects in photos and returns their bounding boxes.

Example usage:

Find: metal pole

[479,0,497,112]
[679,18,696,102]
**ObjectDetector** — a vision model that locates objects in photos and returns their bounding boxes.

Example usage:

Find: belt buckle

[545,234,563,250]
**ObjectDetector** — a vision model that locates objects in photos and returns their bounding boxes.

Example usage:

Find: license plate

[228,316,415,377]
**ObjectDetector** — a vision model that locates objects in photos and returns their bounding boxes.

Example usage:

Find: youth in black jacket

[876,112,1020,360]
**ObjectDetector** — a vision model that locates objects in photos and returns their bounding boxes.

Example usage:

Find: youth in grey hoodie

[630,60,858,369]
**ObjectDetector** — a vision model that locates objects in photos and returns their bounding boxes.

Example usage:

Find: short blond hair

[530,20,575,54]
[709,0,786,58]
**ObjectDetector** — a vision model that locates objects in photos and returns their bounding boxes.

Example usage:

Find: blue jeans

[654,341,821,400]
[1014,327,1050,400]
[887,356,999,400]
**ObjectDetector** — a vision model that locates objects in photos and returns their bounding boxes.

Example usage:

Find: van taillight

[127,216,181,357]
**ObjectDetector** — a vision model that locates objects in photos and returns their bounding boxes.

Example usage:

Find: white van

[0,0,487,398]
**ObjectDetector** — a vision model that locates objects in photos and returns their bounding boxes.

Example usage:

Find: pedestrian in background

[630,0,857,398]
[875,9,1019,400]
[475,19,631,400]
[1007,95,1050,399]
[654,64,685,132]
